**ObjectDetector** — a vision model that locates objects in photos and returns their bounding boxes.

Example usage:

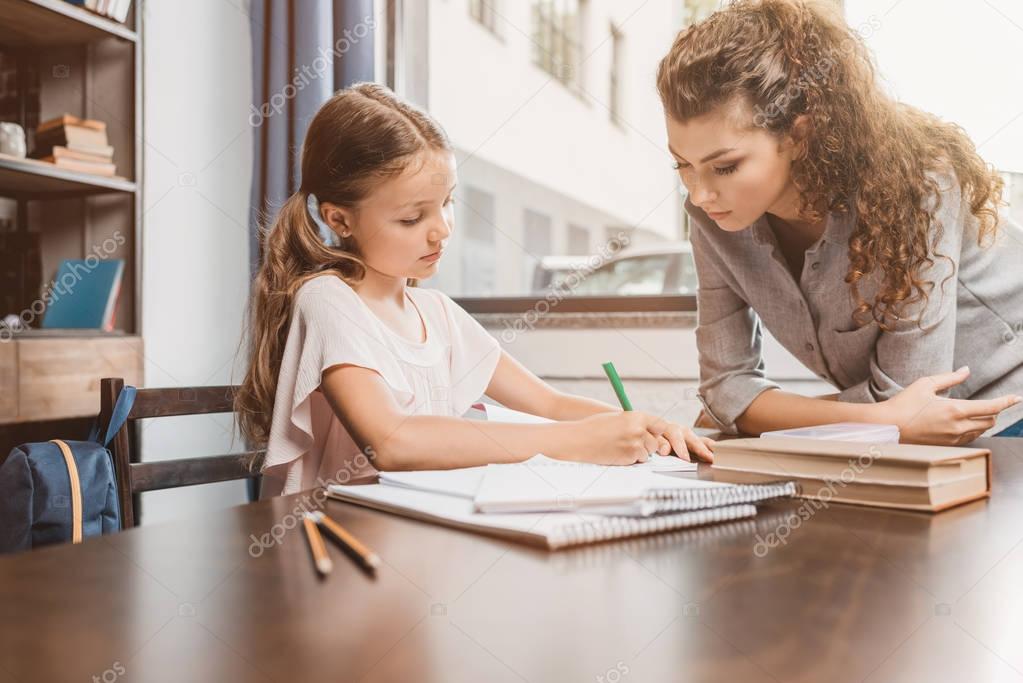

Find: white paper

[476,403,698,472]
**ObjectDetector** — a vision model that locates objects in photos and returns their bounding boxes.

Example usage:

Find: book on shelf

[36,115,106,137]
[31,115,116,177]
[33,124,109,156]
[41,259,124,332]
[39,154,116,177]
[64,0,133,23]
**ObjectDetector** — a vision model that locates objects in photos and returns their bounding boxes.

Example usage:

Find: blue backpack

[0,386,136,553]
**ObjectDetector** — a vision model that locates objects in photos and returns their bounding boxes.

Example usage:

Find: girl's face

[331,149,457,280]
[664,102,801,231]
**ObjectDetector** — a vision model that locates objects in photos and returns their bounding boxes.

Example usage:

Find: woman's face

[664,102,801,231]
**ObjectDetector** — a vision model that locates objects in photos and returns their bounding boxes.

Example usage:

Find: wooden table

[3,437,1023,683]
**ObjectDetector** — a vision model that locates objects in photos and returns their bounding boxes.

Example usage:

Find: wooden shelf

[0,0,137,46]
[0,153,135,197]
[0,334,144,424]
[10,329,132,338]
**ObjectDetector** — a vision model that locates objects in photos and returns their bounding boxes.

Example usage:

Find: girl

[237,83,714,497]
[656,0,1023,446]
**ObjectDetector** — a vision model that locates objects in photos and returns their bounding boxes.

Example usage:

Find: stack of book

[711,435,991,512]
[31,115,116,177]
[64,0,133,23]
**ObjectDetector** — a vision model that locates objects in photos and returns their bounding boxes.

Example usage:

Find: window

[681,0,718,25]
[461,187,497,296]
[531,0,583,89]
[608,23,623,126]
[469,0,500,36]
[1005,172,1023,227]
[567,223,590,255]
[522,208,552,291]
[406,1,696,300]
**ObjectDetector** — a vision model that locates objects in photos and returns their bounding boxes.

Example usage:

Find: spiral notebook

[327,482,763,550]
[472,460,798,515]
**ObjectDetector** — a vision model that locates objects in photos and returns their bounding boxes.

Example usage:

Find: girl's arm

[320,364,659,470]
[483,350,617,420]
[483,351,714,459]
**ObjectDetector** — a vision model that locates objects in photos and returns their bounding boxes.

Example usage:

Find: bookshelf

[0,0,138,45]
[0,0,143,433]
[0,151,136,194]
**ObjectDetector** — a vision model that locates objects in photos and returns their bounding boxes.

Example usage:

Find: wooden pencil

[311,510,381,574]
[302,512,333,575]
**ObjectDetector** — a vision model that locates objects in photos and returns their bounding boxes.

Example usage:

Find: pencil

[311,510,381,574]
[602,361,633,411]
[302,513,333,575]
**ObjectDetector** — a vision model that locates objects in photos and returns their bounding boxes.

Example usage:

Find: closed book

[40,155,117,177]
[113,0,132,22]
[33,125,109,155]
[41,259,124,331]
[711,437,991,512]
[60,141,115,159]
[49,145,114,164]
[36,114,106,137]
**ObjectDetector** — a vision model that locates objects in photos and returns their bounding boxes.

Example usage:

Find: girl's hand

[884,366,1022,445]
[557,411,716,465]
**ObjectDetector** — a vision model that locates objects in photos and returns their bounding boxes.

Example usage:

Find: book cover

[41,259,124,330]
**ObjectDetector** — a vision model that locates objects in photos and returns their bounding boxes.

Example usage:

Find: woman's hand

[556,411,716,465]
[884,366,1021,445]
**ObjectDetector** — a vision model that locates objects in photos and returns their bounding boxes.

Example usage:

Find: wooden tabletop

[3,437,1023,683]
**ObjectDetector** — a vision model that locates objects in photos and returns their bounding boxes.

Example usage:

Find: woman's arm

[483,350,617,420]
[737,368,1020,445]
[735,388,881,435]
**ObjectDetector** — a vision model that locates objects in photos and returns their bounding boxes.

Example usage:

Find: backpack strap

[87,386,138,447]
[49,440,83,544]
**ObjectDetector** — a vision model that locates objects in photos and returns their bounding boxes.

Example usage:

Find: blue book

[42,259,124,330]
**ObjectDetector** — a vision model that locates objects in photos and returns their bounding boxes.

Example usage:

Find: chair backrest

[99,378,265,529]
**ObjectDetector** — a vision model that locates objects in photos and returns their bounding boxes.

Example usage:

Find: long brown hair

[236,83,451,447]
[656,0,1004,329]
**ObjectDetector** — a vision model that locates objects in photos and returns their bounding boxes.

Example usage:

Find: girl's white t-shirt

[260,274,501,497]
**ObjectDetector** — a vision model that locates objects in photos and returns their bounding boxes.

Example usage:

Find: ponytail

[236,191,365,447]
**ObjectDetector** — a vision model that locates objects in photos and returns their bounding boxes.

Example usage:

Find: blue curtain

[248,0,376,275]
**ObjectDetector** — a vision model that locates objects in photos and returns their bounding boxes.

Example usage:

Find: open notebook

[471,458,796,515]
[328,483,762,550]
[330,457,797,550]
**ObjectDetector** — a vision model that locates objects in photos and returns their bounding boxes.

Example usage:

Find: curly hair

[236,83,451,448]
[656,0,1004,330]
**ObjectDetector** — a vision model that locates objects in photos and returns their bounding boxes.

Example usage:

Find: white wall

[845,0,1023,173]
[139,0,254,524]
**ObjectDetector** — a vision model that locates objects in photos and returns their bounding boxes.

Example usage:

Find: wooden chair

[99,377,265,529]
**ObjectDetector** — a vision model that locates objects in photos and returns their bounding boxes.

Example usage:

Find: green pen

[602,361,633,411]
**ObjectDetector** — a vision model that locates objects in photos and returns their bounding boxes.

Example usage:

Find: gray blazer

[688,172,1023,436]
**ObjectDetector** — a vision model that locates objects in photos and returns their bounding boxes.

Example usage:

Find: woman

[656,0,1023,445]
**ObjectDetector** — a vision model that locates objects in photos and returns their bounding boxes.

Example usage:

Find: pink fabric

[260,275,502,497]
